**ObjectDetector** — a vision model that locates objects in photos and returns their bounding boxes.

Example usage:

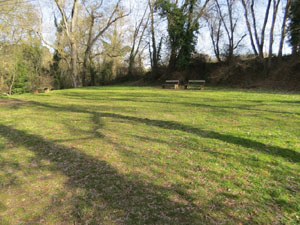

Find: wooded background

[0,0,299,94]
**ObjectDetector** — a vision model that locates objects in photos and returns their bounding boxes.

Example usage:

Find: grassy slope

[0,86,299,224]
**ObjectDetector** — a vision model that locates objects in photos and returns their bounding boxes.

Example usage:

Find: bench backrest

[189,80,205,83]
[166,80,179,83]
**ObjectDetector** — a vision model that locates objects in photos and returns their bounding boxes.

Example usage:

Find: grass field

[0,86,299,224]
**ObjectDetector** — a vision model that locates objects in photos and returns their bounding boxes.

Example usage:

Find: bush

[0,42,54,94]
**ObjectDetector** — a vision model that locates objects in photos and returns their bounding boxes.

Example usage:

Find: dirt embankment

[147,55,299,91]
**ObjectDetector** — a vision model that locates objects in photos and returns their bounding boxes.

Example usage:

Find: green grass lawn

[0,86,299,224]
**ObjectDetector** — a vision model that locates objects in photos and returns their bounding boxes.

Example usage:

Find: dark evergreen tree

[289,0,300,53]
[156,0,200,72]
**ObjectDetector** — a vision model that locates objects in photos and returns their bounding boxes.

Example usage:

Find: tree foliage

[101,26,131,82]
[156,0,201,71]
[289,0,300,53]
[0,40,52,94]
[0,0,53,95]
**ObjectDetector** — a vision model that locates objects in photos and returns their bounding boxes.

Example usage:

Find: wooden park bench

[184,80,206,90]
[44,87,50,93]
[162,80,179,89]
[162,80,180,89]
[33,87,51,94]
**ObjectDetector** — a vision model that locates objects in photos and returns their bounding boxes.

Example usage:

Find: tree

[0,45,19,95]
[101,24,131,81]
[0,0,39,45]
[278,0,292,58]
[0,40,51,95]
[128,3,150,76]
[241,0,272,58]
[53,0,80,88]
[268,0,281,68]
[81,0,127,86]
[0,0,52,95]
[148,0,164,77]
[205,5,223,62]
[215,0,246,62]
[148,0,159,75]
[288,0,300,53]
[50,18,70,89]
[156,0,210,72]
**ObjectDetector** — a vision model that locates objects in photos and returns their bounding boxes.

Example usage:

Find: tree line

[0,0,299,94]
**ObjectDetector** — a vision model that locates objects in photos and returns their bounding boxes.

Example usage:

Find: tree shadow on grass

[58,92,300,117]
[0,98,25,110]
[112,98,300,117]
[26,100,300,163]
[54,90,300,120]
[1,99,299,224]
[275,100,300,104]
[0,124,210,224]
[97,112,300,163]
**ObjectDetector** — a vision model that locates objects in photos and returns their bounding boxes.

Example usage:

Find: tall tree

[128,3,150,76]
[148,0,160,76]
[241,0,272,58]
[81,0,127,86]
[54,0,79,88]
[278,0,292,58]
[101,24,131,80]
[206,5,223,62]
[0,0,49,94]
[288,0,300,53]
[156,0,210,72]
[215,0,246,62]
[268,0,281,68]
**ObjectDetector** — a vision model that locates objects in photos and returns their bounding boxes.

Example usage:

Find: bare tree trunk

[250,0,262,56]
[215,20,222,62]
[149,0,158,76]
[206,3,222,62]
[168,48,177,73]
[82,15,94,86]
[268,0,281,69]
[208,17,222,62]
[227,0,235,61]
[54,0,79,88]
[70,41,78,88]
[128,48,135,76]
[9,73,15,95]
[70,0,79,88]
[89,57,96,86]
[249,0,272,58]
[82,51,90,87]
[278,0,291,58]
[241,0,258,56]
[128,5,150,76]
[8,48,17,95]
[260,0,272,58]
